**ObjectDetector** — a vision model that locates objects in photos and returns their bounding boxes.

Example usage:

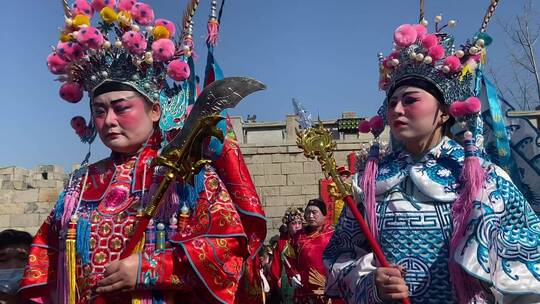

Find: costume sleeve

[322,173,383,304]
[137,246,224,292]
[19,210,60,303]
[454,164,540,302]
[284,235,300,280]
[269,242,283,288]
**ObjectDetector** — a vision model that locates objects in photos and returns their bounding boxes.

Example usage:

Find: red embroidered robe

[287,225,334,304]
[19,132,266,304]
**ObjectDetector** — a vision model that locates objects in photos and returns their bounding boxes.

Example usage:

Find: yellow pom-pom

[118,11,132,28]
[153,26,170,40]
[72,14,90,28]
[60,31,74,42]
[100,7,118,24]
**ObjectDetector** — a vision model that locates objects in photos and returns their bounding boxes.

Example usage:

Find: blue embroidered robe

[323,137,540,303]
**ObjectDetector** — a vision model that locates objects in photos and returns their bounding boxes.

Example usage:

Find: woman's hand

[374,266,408,301]
[96,254,139,294]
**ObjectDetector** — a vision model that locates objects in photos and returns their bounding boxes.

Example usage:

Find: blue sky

[0,0,535,170]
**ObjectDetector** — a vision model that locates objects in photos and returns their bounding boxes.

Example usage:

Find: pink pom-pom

[449,101,466,118]
[117,0,135,11]
[358,120,371,133]
[155,19,176,37]
[131,2,155,25]
[72,0,94,17]
[167,60,190,81]
[413,24,427,41]
[369,115,385,135]
[152,39,175,62]
[444,55,461,72]
[421,34,438,49]
[394,24,418,47]
[57,42,84,61]
[47,53,68,75]
[71,116,87,136]
[383,51,399,69]
[464,97,481,114]
[76,27,104,49]
[60,82,84,103]
[91,0,115,12]
[122,31,147,55]
[428,45,445,61]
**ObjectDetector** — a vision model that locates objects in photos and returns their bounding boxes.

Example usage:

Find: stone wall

[0,165,66,234]
[240,138,375,239]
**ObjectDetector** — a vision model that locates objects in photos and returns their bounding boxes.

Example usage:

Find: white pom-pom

[469,46,479,55]
[435,15,443,23]
[421,19,428,26]
[475,39,485,48]
[415,53,424,61]
[442,65,450,73]
[157,223,165,230]
[132,24,140,32]
[409,52,417,60]
[448,20,457,27]
[145,57,153,65]
[70,214,78,221]
[144,51,152,59]
[103,41,111,49]
[114,40,123,48]
[391,58,400,66]
[101,71,108,77]
[423,56,433,64]
[146,26,154,32]
[65,18,73,26]
[455,50,465,58]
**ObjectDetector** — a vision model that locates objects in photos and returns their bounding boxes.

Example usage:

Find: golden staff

[296,121,411,304]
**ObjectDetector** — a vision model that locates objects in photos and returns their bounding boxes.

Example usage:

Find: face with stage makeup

[387,85,450,146]
[92,90,161,154]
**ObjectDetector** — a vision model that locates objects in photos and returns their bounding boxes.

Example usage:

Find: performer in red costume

[286,199,335,304]
[269,207,303,303]
[19,1,266,303]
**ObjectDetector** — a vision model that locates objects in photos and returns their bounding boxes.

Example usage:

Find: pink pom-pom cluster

[379,22,481,91]
[167,60,190,81]
[72,0,94,17]
[60,82,84,103]
[70,116,90,137]
[449,97,482,117]
[155,19,176,36]
[91,0,116,12]
[358,115,385,137]
[117,0,135,11]
[50,0,195,106]
[76,27,104,49]
[131,2,154,25]
[122,31,147,55]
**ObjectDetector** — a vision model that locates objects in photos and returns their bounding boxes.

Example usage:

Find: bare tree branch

[496,0,540,108]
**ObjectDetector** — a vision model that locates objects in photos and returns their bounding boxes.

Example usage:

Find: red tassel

[206,19,219,46]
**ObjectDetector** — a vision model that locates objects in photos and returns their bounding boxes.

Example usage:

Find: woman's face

[287,219,303,236]
[92,90,161,154]
[387,85,448,143]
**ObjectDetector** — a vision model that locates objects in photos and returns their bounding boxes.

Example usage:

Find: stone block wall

[0,165,66,234]
[240,140,368,239]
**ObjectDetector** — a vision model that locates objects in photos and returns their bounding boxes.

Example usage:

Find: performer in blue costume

[323,7,540,304]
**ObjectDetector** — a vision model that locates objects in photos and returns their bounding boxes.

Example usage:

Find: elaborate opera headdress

[47,0,222,144]
[282,207,304,226]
